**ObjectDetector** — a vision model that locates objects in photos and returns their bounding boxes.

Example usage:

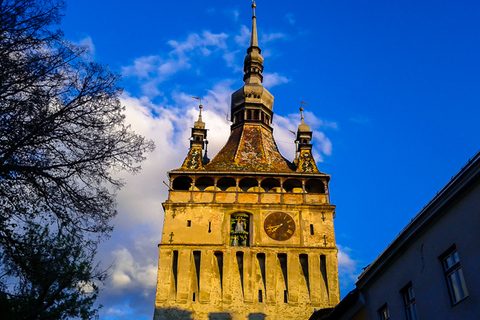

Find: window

[401,283,418,320]
[230,213,250,247]
[441,248,468,304]
[378,304,390,320]
[187,220,191,227]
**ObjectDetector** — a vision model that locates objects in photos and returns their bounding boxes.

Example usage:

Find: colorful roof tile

[205,125,295,172]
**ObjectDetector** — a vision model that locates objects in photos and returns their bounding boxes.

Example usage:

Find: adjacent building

[322,150,480,320]
[153,3,340,320]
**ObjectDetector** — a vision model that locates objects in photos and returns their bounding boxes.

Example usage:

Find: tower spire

[250,1,258,48]
[229,1,274,133]
[243,0,264,85]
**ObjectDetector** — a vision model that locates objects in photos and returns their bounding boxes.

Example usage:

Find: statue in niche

[231,235,238,246]
[230,213,249,247]
[240,235,247,246]
[235,218,245,232]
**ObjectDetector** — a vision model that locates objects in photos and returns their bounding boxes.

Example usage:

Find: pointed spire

[194,104,205,129]
[243,0,264,85]
[229,1,274,133]
[298,107,311,132]
[250,1,258,48]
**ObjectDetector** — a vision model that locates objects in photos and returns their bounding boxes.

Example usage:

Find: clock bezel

[263,212,296,241]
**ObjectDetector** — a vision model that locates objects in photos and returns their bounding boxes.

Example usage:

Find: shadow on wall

[153,308,266,320]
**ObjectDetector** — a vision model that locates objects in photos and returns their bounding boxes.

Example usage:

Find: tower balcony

[166,172,330,205]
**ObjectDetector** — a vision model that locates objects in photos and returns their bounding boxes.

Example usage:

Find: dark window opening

[239,177,258,192]
[283,179,302,193]
[172,250,179,293]
[310,224,314,235]
[305,179,325,193]
[187,220,191,227]
[261,178,280,193]
[195,177,214,191]
[208,222,212,233]
[192,292,196,302]
[258,290,263,303]
[378,304,390,320]
[217,177,236,191]
[172,176,192,191]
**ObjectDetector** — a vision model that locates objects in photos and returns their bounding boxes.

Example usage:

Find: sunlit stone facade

[154,3,340,319]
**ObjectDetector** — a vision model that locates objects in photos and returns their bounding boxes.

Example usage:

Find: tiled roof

[205,125,295,172]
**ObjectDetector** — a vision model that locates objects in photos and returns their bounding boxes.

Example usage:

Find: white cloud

[122,31,229,98]
[263,72,289,89]
[111,248,157,290]
[71,36,95,59]
[261,32,286,43]
[78,36,95,56]
[168,31,228,56]
[235,25,250,47]
[337,245,361,292]
[273,110,335,162]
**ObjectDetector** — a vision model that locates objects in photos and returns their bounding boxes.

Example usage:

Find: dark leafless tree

[0,0,154,318]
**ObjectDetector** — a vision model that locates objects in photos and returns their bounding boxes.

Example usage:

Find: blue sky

[60,1,480,319]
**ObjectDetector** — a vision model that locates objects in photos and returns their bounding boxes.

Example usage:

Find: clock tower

[154,3,340,319]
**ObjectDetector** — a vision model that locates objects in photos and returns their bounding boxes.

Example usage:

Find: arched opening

[172,176,192,191]
[283,179,302,193]
[261,178,281,193]
[305,179,325,193]
[239,178,258,192]
[217,177,236,191]
[195,176,214,191]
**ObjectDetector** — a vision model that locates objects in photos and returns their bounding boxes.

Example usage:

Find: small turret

[190,104,207,149]
[294,106,320,173]
[179,103,209,170]
[296,107,313,151]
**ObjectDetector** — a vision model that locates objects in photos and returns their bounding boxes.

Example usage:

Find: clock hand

[266,223,283,231]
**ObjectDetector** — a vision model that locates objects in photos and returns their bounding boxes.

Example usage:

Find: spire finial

[250,0,258,47]
[192,97,205,129]
[198,104,203,122]
[298,103,310,131]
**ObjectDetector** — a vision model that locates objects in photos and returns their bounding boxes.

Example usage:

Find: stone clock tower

[154,3,339,319]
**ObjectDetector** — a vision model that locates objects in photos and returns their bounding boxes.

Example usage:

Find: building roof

[204,124,295,173]
[356,149,480,288]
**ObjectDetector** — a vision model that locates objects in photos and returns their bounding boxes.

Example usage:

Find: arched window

[305,179,325,193]
[261,178,281,193]
[239,178,258,192]
[217,177,236,191]
[283,179,302,193]
[195,177,214,191]
[172,176,192,191]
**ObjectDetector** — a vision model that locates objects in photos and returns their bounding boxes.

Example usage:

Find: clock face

[264,212,296,241]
